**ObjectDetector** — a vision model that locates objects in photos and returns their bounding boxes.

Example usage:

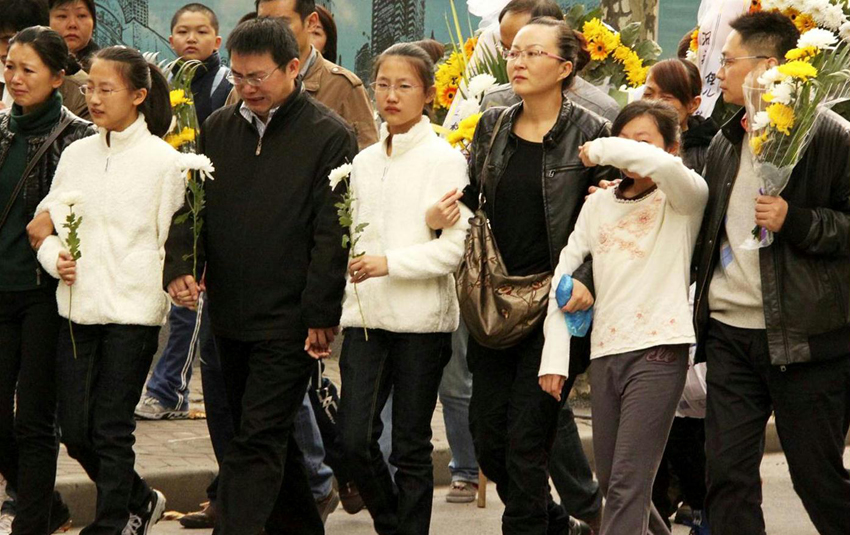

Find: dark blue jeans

[145,304,206,410]
[338,328,451,535]
[57,323,159,534]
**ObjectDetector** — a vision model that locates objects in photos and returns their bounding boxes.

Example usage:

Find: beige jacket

[59,70,90,120]
[227,52,378,149]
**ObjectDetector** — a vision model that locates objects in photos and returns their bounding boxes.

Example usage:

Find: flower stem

[68,287,78,359]
[353,281,368,341]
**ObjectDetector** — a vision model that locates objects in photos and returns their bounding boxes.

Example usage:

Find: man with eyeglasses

[164,17,357,534]
[226,0,377,150]
[694,11,850,534]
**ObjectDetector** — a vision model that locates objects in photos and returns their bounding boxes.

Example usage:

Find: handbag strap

[477,108,510,211]
[0,113,74,233]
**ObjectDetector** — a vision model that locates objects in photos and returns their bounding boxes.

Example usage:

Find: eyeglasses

[370,82,422,95]
[79,86,130,97]
[226,66,283,87]
[501,48,568,63]
[718,55,769,68]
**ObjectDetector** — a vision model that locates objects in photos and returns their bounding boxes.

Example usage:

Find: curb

[56,416,844,524]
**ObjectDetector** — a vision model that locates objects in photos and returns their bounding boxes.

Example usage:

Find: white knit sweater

[36,114,186,326]
[540,137,709,378]
[339,116,471,333]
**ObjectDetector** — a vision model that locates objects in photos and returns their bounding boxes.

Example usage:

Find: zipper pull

[256,137,263,156]
[105,156,110,172]
[36,267,41,286]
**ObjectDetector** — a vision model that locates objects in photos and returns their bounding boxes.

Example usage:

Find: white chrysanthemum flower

[685,50,698,65]
[328,162,353,190]
[821,4,848,30]
[456,98,482,120]
[59,191,84,207]
[752,111,771,131]
[768,80,796,105]
[178,153,216,182]
[797,28,839,49]
[758,66,787,86]
[840,21,850,42]
[805,0,831,23]
[467,74,497,100]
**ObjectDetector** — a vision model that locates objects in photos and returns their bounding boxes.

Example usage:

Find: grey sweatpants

[590,345,689,535]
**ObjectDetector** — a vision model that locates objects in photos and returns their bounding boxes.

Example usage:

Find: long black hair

[9,26,80,76]
[93,46,172,137]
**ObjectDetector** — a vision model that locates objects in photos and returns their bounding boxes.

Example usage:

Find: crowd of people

[0,0,848,534]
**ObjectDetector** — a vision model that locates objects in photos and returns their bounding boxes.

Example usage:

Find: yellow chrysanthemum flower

[690,28,700,53]
[582,18,608,43]
[777,60,818,82]
[766,103,795,135]
[749,131,769,155]
[170,89,192,108]
[165,126,198,149]
[785,46,818,62]
[613,45,633,63]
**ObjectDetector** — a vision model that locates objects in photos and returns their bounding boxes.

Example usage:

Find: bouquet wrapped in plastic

[742,28,850,248]
[555,275,593,337]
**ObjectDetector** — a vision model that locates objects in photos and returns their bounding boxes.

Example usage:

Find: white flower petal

[758,67,787,86]
[467,73,497,99]
[58,191,84,207]
[797,28,839,50]
[752,111,771,131]
[177,153,216,182]
[328,163,353,190]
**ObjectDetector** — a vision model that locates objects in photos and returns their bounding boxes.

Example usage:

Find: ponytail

[93,46,173,138]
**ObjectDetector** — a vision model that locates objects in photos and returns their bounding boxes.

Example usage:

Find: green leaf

[619,23,642,48]
[634,40,662,62]
[174,213,190,225]
[342,234,350,248]
[354,222,369,233]
[339,216,353,227]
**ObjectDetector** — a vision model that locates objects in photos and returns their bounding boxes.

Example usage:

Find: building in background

[95,0,175,60]
[371,0,426,57]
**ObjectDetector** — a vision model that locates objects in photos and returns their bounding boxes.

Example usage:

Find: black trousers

[651,416,707,524]
[704,319,850,535]
[214,336,322,535]
[468,327,570,535]
[58,323,158,535]
[0,288,61,534]
[338,329,451,535]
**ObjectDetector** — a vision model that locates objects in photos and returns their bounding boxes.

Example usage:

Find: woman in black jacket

[451,17,611,534]
[0,26,94,533]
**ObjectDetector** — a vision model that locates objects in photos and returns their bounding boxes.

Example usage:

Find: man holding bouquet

[694,10,850,535]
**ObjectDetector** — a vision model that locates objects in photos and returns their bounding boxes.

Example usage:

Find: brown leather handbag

[456,110,553,350]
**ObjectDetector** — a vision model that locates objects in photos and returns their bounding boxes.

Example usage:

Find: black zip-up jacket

[0,107,95,220]
[682,115,719,173]
[693,109,850,366]
[163,83,358,341]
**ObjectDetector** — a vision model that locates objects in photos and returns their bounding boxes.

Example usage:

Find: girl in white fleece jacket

[34,47,184,531]
[336,43,471,535]
[539,101,708,535]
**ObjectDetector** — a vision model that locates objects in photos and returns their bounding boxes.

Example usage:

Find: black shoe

[568,516,593,535]
[179,500,217,529]
[49,493,72,533]
[123,489,165,535]
[339,482,365,514]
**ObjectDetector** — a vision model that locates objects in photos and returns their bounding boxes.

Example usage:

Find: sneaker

[578,508,602,535]
[0,513,13,535]
[339,482,365,514]
[134,395,189,420]
[49,497,72,533]
[446,480,478,504]
[316,489,339,524]
[123,489,165,535]
[179,500,217,529]
[687,509,710,535]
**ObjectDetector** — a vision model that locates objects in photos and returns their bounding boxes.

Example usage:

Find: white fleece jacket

[339,116,472,333]
[37,114,186,326]
[540,137,709,378]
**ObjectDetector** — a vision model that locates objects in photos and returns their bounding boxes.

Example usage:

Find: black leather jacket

[464,98,613,274]
[0,107,96,219]
[693,109,850,366]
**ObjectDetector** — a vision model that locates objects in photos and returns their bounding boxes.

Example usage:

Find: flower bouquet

[750,0,849,34]
[577,16,662,105]
[742,27,850,248]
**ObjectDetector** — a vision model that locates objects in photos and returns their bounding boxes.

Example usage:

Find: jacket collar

[232,80,307,132]
[720,107,747,146]
[190,52,222,84]
[504,95,575,146]
[379,116,434,158]
[302,47,324,93]
[98,113,150,153]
